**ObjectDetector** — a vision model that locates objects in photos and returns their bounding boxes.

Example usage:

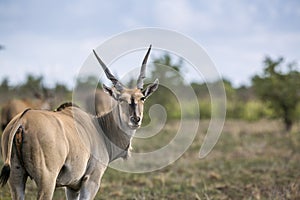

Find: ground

[0,119,299,199]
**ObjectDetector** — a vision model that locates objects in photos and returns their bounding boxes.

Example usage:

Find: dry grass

[0,119,299,199]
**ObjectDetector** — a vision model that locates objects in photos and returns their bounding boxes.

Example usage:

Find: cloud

[153,0,216,32]
[0,0,299,88]
[0,31,107,87]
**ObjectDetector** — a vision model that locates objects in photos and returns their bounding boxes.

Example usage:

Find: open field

[0,119,299,199]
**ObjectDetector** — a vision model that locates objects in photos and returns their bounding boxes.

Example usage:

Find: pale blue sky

[0,0,299,88]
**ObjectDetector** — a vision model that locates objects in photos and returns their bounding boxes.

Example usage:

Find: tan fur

[85,90,116,116]
[1,106,108,199]
[0,46,158,199]
[1,98,51,131]
[0,86,158,199]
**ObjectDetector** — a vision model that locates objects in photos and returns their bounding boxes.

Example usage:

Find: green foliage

[0,54,299,126]
[0,75,72,108]
[191,82,209,99]
[198,99,211,119]
[243,100,273,121]
[0,78,9,92]
[75,75,102,91]
[144,54,183,120]
[252,56,300,131]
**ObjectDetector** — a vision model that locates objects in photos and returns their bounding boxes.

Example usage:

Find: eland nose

[130,116,140,124]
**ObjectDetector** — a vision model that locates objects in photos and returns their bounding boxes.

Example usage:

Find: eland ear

[142,79,159,98]
[102,84,119,100]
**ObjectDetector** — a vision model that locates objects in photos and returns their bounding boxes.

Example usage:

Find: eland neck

[96,105,135,162]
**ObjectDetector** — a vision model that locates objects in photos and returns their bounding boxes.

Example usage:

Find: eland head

[0,45,159,200]
[93,45,159,130]
[0,46,158,200]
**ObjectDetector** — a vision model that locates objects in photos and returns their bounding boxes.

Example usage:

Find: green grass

[0,120,299,199]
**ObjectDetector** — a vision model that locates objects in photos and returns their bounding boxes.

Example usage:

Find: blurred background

[0,0,299,129]
[0,0,300,199]
[0,0,299,87]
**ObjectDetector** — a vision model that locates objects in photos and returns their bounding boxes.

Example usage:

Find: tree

[0,77,10,92]
[144,54,184,119]
[252,56,300,131]
[16,75,46,98]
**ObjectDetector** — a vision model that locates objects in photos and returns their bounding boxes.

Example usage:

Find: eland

[85,89,116,116]
[1,92,52,131]
[0,45,158,200]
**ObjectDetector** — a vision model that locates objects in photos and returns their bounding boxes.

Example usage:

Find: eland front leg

[78,164,107,200]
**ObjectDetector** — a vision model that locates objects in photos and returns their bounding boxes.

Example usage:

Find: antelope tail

[0,164,10,187]
[0,109,29,187]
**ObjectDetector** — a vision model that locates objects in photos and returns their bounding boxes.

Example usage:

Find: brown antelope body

[0,46,158,199]
[1,97,51,131]
[85,89,116,116]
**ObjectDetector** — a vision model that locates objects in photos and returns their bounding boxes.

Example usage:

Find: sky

[0,0,300,88]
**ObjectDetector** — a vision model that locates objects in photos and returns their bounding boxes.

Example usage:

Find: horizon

[0,0,299,89]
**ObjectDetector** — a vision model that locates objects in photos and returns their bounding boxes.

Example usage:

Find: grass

[0,119,299,199]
